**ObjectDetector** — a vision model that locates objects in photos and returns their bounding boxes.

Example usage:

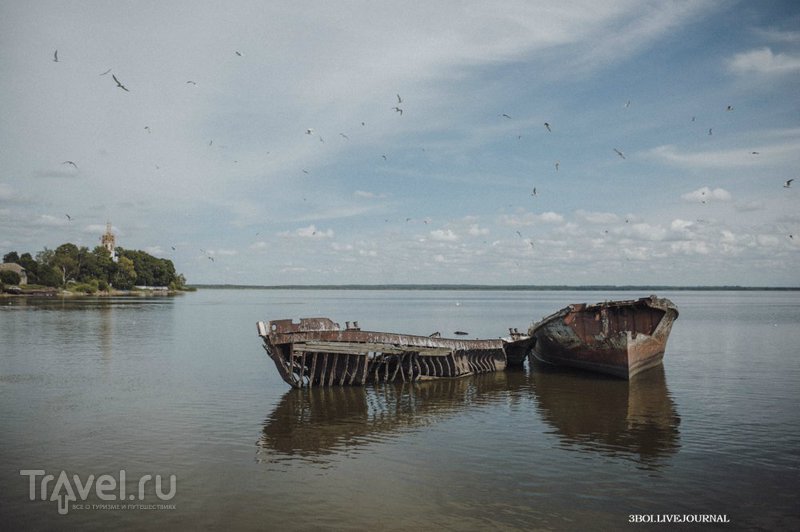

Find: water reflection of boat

[256,318,533,388]
[529,296,679,379]
[531,364,680,464]
[257,371,529,459]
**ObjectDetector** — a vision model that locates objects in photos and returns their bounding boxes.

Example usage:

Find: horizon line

[188,283,800,291]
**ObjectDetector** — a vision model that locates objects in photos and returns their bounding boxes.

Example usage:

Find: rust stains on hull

[257,318,531,388]
[528,296,678,379]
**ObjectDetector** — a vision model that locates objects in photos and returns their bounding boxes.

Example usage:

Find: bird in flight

[62,160,78,168]
[397,94,402,104]
[624,100,631,108]
[65,214,72,221]
[500,113,511,119]
[531,187,537,197]
[613,148,626,160]
[305,128,314,135]
[544,122,551,132]
[112,74,129,91]
[726,105,734,111]
[381,154,387,160]
[708,128,713,135]
[186,80,197,85]
[392,107,403,115]
[99,68,111,76]
[555,161,560,172]
[53,50,59,62]
[144,126,151,133]
[784,179,794,188]
[235,51,242,56]
[339,133,349,140]
[751,151,759,155]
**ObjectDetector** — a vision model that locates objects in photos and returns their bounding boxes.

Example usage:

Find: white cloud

[500,211,564,227]
[670,241,710,255]
[430,229,459,242]
[467,224,489,236]
[681,187,731,203]
[727,47,800,75]
[576,210,618,225]
[249,241,268,250]
[288,225,334,239]
[35,214,68,227]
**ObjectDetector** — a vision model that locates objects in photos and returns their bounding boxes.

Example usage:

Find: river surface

[1,289,799,530]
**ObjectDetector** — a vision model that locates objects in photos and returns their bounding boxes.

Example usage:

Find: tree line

[2,244,187,291]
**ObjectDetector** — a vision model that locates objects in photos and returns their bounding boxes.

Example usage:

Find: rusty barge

[257,318,533,388]
[528,296,679,379]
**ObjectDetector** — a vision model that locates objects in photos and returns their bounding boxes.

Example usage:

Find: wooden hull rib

[527,296,678,379]
[257,318,532,388]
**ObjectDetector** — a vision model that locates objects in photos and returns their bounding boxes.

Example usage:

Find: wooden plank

[360,354,369,385]
[340,355,349,386]
[294,341,454,357]
[330,353,339,387]
[309,352,318,387]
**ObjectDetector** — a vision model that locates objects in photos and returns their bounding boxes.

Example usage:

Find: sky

[1,1,799,286]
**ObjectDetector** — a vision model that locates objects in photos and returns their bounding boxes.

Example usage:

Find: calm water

[1,289,799,530]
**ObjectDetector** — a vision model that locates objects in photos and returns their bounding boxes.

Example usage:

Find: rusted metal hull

[528,296,678,379]
[257,318,531,388]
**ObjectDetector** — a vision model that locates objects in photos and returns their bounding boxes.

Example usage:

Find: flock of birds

[48,47,796,257]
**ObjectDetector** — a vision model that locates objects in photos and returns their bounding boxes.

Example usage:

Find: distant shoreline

[189,284,800,291]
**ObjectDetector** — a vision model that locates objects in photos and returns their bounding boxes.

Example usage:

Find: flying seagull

[53,50,59,62]
[112,74,129,91]
[305,128,314,135]
[62,160,78,168]
[784,179,794,188]
[392,107,403,115]
[186,80,197,85]
[625,100,631,108]
[339,133,349,140]
[500,113,511,119]
[235,51,242,56]
[397,94,402,104]
[144,126,151,133]
[65,214,72,221]
[544,122,551,132]
[726,105,734,111]
[99,68,111,76]
[613,148,626,160]
[531,187,537,197]
[708,128,713,135]
[555,161,560,172]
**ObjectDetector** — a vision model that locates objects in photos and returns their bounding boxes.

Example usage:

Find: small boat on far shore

[527,296,678,379]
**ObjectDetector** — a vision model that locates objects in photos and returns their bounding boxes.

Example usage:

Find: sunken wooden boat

[257,318,533,388]
[528,296,678,379]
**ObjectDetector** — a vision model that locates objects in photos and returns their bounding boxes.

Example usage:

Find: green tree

[17,253,40,285]
[34,248,61,287]
[90,246,115,284]
[3,251,20,263]
[112,256,137,290]
[0,270,21,285]
[119,248,177,287]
